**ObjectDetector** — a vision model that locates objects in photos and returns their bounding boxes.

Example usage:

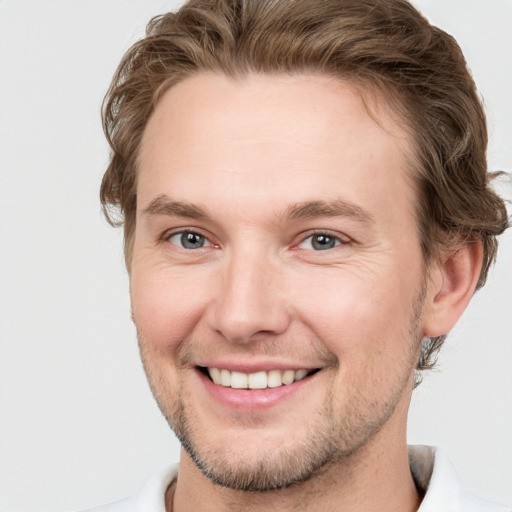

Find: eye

[168,231,210,249]
[298,233,343,251]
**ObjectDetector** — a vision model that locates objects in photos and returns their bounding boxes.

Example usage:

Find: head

[101,0,508,374]
[100,0,509,493]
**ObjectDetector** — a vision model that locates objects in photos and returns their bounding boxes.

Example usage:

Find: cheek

[294,265,421,365]
[130,265,208,352]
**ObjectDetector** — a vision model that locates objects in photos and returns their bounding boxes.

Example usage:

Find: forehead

[137,72,415,228]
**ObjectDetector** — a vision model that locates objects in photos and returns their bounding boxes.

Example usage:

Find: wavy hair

[100,0,509,371]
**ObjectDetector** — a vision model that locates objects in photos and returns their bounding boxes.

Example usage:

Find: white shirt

[83,446,510,512]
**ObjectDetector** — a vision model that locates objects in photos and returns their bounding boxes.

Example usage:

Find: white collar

[85,446,510,511]
[409,445,509,512]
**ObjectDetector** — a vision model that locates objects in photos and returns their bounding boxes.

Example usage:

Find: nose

[206,248,291,344]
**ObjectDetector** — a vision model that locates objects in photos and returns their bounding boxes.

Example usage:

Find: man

[93,0,510,510]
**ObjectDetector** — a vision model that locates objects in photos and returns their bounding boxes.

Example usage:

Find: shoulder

[77,451,511,512]
[409,445,511,512]
[79,465,178,512]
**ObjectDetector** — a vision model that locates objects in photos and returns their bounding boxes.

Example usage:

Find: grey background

[0,1,510,510]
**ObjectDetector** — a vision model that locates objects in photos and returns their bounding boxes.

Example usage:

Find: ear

[422,241,483,338]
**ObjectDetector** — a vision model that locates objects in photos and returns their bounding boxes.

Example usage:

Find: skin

[130,73,482,512]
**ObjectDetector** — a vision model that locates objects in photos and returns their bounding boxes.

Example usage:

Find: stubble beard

[171,390,345,492]
[137,285,426,493]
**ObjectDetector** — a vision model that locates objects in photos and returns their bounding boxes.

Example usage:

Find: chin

[176,418,342,492]
[163,384,401,493]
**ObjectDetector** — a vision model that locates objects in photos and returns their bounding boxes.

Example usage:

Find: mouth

[198,366,320,390]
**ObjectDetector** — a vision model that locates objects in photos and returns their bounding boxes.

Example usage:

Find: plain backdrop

[0,1,511,511]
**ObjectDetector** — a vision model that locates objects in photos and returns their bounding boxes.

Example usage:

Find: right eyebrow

[141,195,208,220]
[284,199,375,225]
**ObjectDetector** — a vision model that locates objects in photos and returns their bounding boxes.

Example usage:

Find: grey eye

[311,234,337,250]
[169,231,207,249]
[298,233,341,251]
[181,232,205,249]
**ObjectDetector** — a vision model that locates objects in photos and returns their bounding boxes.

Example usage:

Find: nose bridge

[209,243,289,343]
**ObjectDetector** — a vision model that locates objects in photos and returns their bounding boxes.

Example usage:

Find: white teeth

[248,371,267,389]
[281,369,295,385]
[220,369,231,387]
[230,371,248,389]
[267,369,282,388]
[206,367,312,389]
[294,369,308,381]
[210,367,221,385]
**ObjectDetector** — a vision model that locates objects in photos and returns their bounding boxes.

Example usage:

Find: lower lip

[197,369,317,410]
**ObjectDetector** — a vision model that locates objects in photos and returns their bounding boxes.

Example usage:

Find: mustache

[174,333,339,369]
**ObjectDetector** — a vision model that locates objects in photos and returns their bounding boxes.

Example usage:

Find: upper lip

[194,360,321,373]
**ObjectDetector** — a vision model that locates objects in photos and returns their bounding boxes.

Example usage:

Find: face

[131,73,429,491]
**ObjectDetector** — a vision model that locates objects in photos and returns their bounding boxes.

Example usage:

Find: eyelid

[163,228,216,249]
[295,230,350,250]
[160,227,350,251]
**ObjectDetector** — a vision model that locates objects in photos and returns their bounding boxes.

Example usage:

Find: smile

[202,367,318,389]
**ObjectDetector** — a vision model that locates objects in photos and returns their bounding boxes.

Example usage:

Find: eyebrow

[284,199,375,224]
[141,195,374,225]
[142,195,208,219]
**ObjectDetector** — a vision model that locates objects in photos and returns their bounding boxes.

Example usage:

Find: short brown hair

[100,0,509,370]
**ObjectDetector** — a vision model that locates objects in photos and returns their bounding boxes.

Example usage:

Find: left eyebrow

[283,199,375,224]
[141,195,208,220]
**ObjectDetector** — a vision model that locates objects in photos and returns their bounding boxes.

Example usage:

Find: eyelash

[164,229,348,252]
[165,230,213,250]
[296,231,347,251]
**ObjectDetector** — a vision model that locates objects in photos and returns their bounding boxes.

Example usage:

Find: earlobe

[422,241,483,338]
